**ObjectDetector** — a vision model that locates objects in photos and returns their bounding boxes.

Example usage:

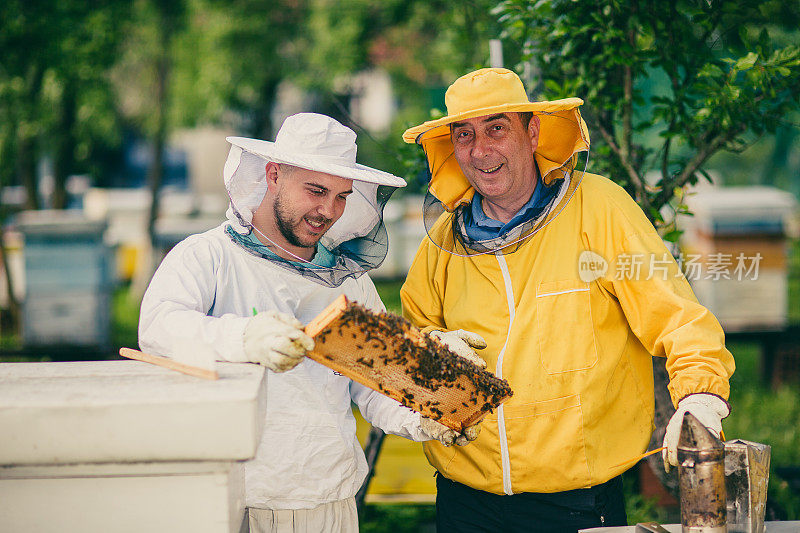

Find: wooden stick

[119,347,219,380]
[610,446,666,469]
[611,432,728,470]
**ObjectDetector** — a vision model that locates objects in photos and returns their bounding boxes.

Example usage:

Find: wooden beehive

[304,295,513,431]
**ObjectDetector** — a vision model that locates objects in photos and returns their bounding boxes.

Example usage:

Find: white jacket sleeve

[138,237,250,362]
[348,275,429,442]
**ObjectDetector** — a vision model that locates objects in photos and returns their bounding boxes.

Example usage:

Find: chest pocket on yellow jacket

[536,280,598,374]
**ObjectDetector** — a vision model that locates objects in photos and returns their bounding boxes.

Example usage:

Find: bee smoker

[678,412,727,533]
[724,439,771,533]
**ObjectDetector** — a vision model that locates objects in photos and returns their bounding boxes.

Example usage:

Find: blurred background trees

[2,0,798,205]
[495,0,800,229]
[0,0,507,209]
[0,0,130,210]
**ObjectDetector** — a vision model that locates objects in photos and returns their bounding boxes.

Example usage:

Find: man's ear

[528,115,541,153]
[265,162,280,192]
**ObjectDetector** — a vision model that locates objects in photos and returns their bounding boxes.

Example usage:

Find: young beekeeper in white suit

[138,113,481,533]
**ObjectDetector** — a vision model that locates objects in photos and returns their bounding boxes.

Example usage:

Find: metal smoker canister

[678,411,727,533]
[725,439,771,533]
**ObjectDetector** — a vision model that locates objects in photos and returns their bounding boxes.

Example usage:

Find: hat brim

[402,98,584,144]
[227,136,406,188]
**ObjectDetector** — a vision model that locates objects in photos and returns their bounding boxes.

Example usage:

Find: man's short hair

[278,163,296,176]
[448,111,534,133]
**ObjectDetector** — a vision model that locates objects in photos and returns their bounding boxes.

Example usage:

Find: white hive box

[0,360,266,533]
[365,195,427,280]
[16,210,112,347]
[680,187,797,332]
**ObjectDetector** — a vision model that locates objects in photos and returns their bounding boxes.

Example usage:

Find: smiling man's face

[252,163,353,261]
[272,166,353,249]
[450,112,540,219]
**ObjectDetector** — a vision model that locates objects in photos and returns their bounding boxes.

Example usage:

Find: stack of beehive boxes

[0,360,266,532]
[679,186,797,332]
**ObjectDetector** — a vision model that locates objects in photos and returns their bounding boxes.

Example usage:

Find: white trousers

[244,498,358,533]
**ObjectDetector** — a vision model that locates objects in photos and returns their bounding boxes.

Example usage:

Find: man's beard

[273,195,329,250]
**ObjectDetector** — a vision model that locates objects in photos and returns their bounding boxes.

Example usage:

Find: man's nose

[316,196,336,219]
[470,133,491,159]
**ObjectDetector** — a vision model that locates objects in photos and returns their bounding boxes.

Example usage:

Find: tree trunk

[18,65,44,211]
[0,229,21,334]
[146,52,170,248]
[52,80,77,210]
[762,125,795,187]
[251,79,279,140]
[17,136,39,211]
[645,357,679,495]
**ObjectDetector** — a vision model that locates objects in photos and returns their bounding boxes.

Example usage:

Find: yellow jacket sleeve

[596,188,735,406]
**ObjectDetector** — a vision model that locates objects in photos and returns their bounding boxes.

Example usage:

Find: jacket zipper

[494,252,515,495]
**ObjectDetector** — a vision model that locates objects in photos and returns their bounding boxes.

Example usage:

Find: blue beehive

[16,210,111,347]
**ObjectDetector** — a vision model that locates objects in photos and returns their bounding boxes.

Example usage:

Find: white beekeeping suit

[140,225,427,509]
[138,114,431,530]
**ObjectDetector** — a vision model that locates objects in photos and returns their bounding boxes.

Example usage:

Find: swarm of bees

[307,297,513,431]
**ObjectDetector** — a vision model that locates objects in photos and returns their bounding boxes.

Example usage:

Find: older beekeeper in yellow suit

[400,68,735,532]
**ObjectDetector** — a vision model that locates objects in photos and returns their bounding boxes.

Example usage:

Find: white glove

[662,393,730,471]
[420,416,482,447]
[422,330,486,446]
[241,310,314,372]
[429,329,487,368]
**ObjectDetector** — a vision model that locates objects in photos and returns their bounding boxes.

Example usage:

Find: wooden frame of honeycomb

[304,295,513,431]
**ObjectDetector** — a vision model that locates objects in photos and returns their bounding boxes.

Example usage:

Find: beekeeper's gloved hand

[662,393,730,472]
[420,416,482,447]
[429,329,487,368]
[241,310,314,372]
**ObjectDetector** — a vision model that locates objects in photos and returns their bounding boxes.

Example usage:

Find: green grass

[790,240,800,323]
[360,504,435,533]
[726,342,800,466]
[727,387,800,466]
[0,332,21,356]
[112,284,141,350]
[374,279,404,314]
[624,474,672,525]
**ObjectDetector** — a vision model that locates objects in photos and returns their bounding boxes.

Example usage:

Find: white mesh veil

[223,144,401,287]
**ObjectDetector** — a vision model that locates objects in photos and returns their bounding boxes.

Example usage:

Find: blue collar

[464,179,559,241]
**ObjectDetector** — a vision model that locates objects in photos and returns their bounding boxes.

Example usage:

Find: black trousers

[435,473,627,533]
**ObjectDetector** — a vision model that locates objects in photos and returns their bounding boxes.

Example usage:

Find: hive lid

[15,210,107,237]
[0,360,266,465]
[683,187,797,237]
